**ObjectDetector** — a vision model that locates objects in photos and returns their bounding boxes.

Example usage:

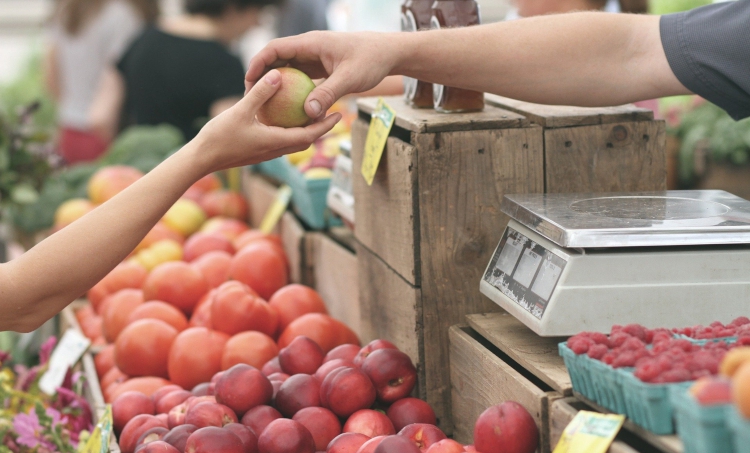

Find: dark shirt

[661,0,750,120]
[117,28,246,140]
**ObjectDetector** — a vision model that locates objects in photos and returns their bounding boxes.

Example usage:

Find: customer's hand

[196,69,342,173]
[245,31,400,119]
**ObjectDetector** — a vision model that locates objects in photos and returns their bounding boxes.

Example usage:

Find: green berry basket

[729,408,750,453]
[671,387,734,453]
[619,371,692,435]
[559,343,596,401]
[559,343,628,414]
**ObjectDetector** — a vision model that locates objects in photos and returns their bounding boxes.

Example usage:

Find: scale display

[483,226,567,320]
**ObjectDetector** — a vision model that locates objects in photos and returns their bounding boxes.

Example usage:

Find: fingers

[304,71,357,118]
[273,112,343,149]
[239,69,282,114]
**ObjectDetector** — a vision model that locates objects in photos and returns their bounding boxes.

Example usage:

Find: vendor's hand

[196,69,342,173]
[245,31,399,120]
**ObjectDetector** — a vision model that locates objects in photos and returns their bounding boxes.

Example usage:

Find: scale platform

[480,191,750,336]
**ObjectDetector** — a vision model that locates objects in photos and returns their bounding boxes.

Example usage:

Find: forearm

[392,12,688,106]
[0,140,210,332]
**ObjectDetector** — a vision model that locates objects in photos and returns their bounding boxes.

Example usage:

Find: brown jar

[431,0,484,113]
[401,0,435,108]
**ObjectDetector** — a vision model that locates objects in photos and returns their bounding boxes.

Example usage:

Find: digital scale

[480,190,750,336]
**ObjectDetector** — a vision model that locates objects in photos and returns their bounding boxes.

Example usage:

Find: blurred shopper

[90,0,277,142]
[45,0,158,164]
[278,0,330,37]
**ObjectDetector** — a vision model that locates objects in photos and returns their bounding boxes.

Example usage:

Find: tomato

[168,327,229,390]
[102,289,144,343]
[136,222,185,252]
[115,319,178,378]
[190,173,222,193]
[189,294,214,329]
[95,344,116,378]
[268,284,328,335]
[101,366,128,391]
[210,281,278,337]
[233,230,283,252]
[128,301,189,332]
[229,241,288,300]
[183,233,234,262]
[221,331,279,370]
[190,251,232,289]
[79,315,103,341]
[278,313,360,353]
[142,261,208,315]
[109,377,173,402]
[88,280,110,312]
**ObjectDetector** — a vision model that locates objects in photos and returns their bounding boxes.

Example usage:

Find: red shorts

[58,128,109,164]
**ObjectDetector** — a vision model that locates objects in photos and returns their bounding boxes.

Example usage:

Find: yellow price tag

[260,185,292,234]
[79,405,112,453]
[553,411,625,453]
[361,98,396,186]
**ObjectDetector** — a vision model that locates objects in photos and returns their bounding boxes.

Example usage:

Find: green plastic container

[559,343,596,401]
[729,409,750,453]
[559,343,627,414]
[671,387,734,453]
[620,371,691,435]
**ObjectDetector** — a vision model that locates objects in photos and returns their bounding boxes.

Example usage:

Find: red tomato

[102,289,144,343]
[268,284,328,335]
[115,319,178,378]
[128,301,189,332]
[229,242,288,300]
[168,327,229,389]
[210,281,278,337]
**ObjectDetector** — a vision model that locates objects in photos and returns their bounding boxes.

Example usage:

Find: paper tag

[553,411,625,453]
[259,184,292,234]
[361,98,396,186]
[79,405,113,453]
[39,329,90,395]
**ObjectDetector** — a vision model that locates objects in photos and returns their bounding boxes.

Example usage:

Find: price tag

[361,98,396,186]
[553,411,625,453]
[79,405,113,453]
[259,184,292,234]
[39,329,90,395]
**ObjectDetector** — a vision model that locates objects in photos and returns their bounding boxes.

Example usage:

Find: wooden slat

[357,96,527,133]
[544,121,667,193]
[416,126,545,433]
[549,398,641,453]
[310,233,361,337]
[279,212,306,284]
[467,312,572,395]
[485,94,654,128]
[449,325,559,452]
[352,120,420,284]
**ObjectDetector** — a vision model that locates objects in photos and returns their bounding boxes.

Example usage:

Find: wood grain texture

[357,96,527,133]
[352,119,420,284]
[544,121,667,193]
[467,312,572,394]
[549,398,641,453]
[450,325,559,452]
[279,212,306,284]
[485,94,654,128]
[311,233,361,336]
[242,169,280,231]
[416,126,545,432]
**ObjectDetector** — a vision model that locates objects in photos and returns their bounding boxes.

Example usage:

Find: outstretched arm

[246,12,689,118]
[0,70,341,333]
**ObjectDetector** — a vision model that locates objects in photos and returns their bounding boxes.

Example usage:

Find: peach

[257,68,316,128]
[292,407,342,451]
[361,349,417,403]
[279,336,325,375]
[240,405,282,437]
[53,198,95,230]
[275,374,321,417]
[185,402,238,428]
[262,358,282,376]
[356,436,386,453]
[689,376,732,405]
[199,190,249,221]
[373,436,420,453]
[398,424,447,452]
[163,199,207,237]
[732,361,750,418]
[135,440,180,453]
[387,398,436,432]
[200,217,249,241]
[143,262,208,315]
[325,344,361,364]
[353,340,397,367]
[137,222,185,253]
[156,414,169,425]
[186,396,217,412]
[136,427,169,448]
[344,410,395,438]
[321,367,376,417]
[153,386,184,405]
[120,414,168,453]
[191,251,232,290]
[168,403,189,429]
[185,427,244,453]
[327,433,370,453]
[425,440,465,453]
[474,402,538,453]
[257,419,315,453]
[215,364,273,416]
[720,347,750,377]
[88,165,143,204]
[267,372,289,382]
[157,391,193,414]
[314,359,354,382]
[192,383,211,397]
[113,391,155,435]
[162,425,198,452]
[224,423,259,453]
[183,233,234,262]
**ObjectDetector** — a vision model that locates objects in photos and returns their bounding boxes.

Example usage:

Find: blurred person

[277,0,330,37]
[44,0,159,164]
[90,0,278,142]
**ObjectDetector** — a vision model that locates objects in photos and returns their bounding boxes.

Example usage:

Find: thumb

[304,70,356,118]
[240,69,282,114]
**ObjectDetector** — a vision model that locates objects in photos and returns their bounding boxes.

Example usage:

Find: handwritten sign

[361,98,396,186]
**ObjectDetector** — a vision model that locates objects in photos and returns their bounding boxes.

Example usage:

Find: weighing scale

[480,190,750,336]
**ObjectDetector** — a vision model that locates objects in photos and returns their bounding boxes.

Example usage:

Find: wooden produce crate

[550,398,640,453]
[352,96,666,433]
[449,313,572,453]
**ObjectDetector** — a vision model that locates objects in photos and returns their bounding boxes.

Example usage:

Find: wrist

[175,136,214,181]
[389,32,420,76]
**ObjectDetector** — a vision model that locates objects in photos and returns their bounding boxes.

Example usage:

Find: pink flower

[39,337,57,365]
[12,410,55,451]
[0,349,11,364]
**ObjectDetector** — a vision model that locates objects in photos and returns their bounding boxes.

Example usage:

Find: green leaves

[10,183,39,205]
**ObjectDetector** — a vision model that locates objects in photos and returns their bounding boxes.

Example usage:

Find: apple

[185,427,244,453]
[361,349,417,403]
[398,424,447,452]
[292,407,342,451]
[192,383,211,397]
[314,359,355,383]
[374,436,421,453]
[355,436,386,453]
[279,336,325,375]
[224,423,259,453]
[240,405,282,437]
[185,402,238,428]
[157,391,193,414]
[215,364,273,416]
[387,398,436,432]
[473,402,538,453]
[168,403,189,429]
[136,427,169,448]
[275,374,321,417]
[153,385,184,405]
[353,340,398,367]
[121,414,169,453]
[162,425,198,453]
[325,344,362,364]
[425,439,465,453]
[113,391,156,434]
[343,410,395,438]
[257,68,316,128]
[135,440,181,453]
[262,357,282,376]
[257,419,315,453]
[321,367,376,417]
[326,433,370,453]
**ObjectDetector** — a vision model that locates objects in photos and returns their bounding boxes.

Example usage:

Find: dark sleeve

[660,0,750,120]
[209,53,246,102]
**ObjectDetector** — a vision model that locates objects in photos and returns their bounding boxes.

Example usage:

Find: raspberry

[621,337,647,352]
[710,321,724,328]
[602,352,616,365]
[673,339,695,353]
[622,324,648,342]
[730,316,750,327]
[658,368,692,383]
[635,360,661,382]
[612,351,638,368]
[569,337,594,355]
[717,329,735,338]
[589,332,610,347]
[609,332,631,348]
[587,344,609,360]
[736,336,750,346]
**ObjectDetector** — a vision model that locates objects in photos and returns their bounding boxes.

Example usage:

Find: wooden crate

[550,398,640,453]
